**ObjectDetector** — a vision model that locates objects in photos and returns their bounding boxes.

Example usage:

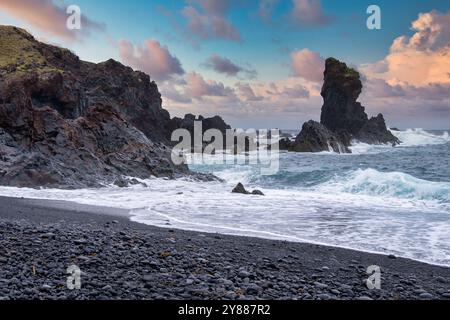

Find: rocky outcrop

[0,26,191,188]
[168,114,231,138]
[282,120,349,153]
[285,58,399,153]
[168,114,232,151]
[1,26,173,143]
[320,58,399,145]
[232,183,264,196]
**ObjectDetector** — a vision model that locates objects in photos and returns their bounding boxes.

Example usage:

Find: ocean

[0,129,449,266]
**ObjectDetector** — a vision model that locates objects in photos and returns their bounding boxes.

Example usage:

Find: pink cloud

[184,72,235,99]
[118,39,185,82]
[182,0,241,42]
[237,83,263,101]
[0,0,104,40]
[290,0,333,26]
[290,49,325,82]
[361,10,450,87]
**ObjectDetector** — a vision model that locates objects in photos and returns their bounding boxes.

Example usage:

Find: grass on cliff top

[0,25,61,75]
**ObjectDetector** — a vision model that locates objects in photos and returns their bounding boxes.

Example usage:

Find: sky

[0,0,449,129]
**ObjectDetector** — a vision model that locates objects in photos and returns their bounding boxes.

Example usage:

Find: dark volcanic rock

[286,120,349,153]
[232,183,249,195]
[232,183,265,196]
[0,26,190,188]
[168,113,232,150]
[169,114,231,137]
[286,57,399,154]
[320,58,399,145]
[0,26,172,143]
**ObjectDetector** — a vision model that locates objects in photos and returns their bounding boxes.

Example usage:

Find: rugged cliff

[0,26,188,188]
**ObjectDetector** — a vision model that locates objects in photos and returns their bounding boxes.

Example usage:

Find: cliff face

[0,26,172,143]
[0,26,187,188]
[283,57,399,153]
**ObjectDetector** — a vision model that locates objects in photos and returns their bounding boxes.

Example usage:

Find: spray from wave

[393,129,449,147]
[319,168,450,203]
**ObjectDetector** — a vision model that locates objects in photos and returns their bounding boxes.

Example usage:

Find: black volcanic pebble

[0,209,449,300]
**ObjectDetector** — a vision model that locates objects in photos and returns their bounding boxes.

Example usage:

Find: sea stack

[320,58,399,146]
[282,57,399,153]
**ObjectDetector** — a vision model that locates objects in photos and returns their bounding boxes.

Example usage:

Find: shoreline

[0,196,449,300]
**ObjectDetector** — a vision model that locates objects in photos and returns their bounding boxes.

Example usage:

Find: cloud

[357,10,450,127]
[290,0,333,27]
[184,72,235,99]
[360,79,450,127]
[163,72,321,128]
[237,82,263,101]
[0,0,105,41]
[182,0,241,42]
[290,49,325,82]
[279,84,310,99]
[160,82,192,104]
[118,39,185,82]
[202,54,257,79]
[361,10,450,87]
[363,77,450,102]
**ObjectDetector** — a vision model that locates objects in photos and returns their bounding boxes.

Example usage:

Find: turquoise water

[191,129,450,204]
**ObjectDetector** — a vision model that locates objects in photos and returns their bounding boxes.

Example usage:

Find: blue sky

[1,0,449,129]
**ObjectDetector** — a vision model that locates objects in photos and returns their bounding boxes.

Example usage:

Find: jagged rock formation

[320,58,399,145]
[168,114,231,138]
[168,113,232,151]
[285,120,349,153]
[231,183,264,196]
[283,58,399,153]
[0,25,192,188]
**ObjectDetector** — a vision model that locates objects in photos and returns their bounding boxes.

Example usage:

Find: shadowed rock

[0,26,193,188]
[284,57,399,154]
[232,183,265,196]
[232,183,249,194]
[320,58,399,145]
[251,189,265,196]
[284,120,349,153]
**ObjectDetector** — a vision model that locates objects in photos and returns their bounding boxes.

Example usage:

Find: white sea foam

[393,129,449,147]
[320,168,450,203]
[0,170,449,266]
[0,129,448,266]
[349,129,449,154]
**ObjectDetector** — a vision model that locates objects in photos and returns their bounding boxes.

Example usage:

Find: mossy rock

[0,25,63,75]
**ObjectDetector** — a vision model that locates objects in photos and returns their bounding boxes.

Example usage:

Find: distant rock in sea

[0,25,200,188]
[169,114,231,137]
[232,183,264,196]
[282,57,399,153]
